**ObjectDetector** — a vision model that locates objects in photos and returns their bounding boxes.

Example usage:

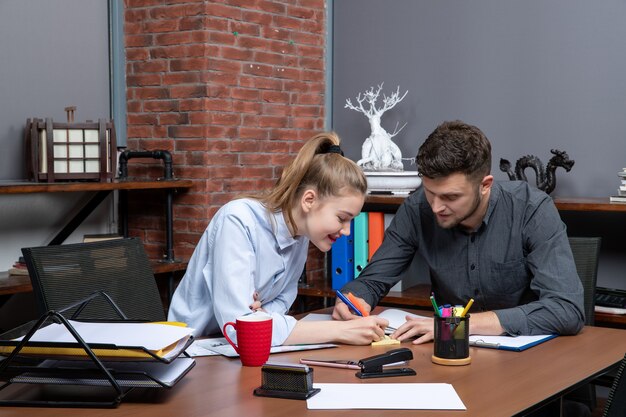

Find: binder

[353,212,368,277]
[331,220,354,290]
[468,334,557,352]
[368,212,385,259]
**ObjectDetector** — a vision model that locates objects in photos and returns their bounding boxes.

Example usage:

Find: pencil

[430,295,440,317]
[460,298,474,317]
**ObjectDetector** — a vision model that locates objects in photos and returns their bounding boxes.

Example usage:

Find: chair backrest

[568,236,601,326]
[22,238,165,321]
[603,353,626,417]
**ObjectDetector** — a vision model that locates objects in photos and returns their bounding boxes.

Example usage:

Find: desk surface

[1,313,625,417]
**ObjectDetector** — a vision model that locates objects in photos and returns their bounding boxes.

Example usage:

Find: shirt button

[470,264,475,270]
[474,289,479,296]
[470,235,475,243]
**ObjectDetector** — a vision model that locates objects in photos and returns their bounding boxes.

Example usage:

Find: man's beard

[436,187,482,230]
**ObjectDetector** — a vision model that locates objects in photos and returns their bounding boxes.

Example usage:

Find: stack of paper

[4,321,194,360]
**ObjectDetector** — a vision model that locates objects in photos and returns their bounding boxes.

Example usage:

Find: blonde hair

[257,132,367,234]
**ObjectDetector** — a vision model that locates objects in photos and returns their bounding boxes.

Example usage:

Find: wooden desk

[1,315,625,416]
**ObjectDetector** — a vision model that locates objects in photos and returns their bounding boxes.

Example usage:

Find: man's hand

[391,315,434,344]
[332,294,371,320]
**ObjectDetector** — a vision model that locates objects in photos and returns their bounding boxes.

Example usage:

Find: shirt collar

[482,182,502,227]
[272,210,304,249]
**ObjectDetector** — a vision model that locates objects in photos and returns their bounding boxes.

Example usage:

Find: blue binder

[353,212,368,278]
[331,220,354,290]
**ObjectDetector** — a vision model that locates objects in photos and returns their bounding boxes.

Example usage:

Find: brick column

[124,0,327,283]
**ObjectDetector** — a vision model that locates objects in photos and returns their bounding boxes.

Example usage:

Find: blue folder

[331,220,354,290]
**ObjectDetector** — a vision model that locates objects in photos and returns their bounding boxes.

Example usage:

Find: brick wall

[123,0,327,282]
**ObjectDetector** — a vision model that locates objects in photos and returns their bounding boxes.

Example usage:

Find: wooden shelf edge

[0,179,194,194]
[0,261,188,296]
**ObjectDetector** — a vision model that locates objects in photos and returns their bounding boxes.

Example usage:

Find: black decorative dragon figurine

[499,149,575,194]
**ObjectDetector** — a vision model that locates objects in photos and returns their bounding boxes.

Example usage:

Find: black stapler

[356,347,417,379]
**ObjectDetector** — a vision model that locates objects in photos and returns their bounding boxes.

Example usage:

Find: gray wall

[332,0,626,289]
[0,0,111,181]
[332,0,626,198]
[0,0,118,271]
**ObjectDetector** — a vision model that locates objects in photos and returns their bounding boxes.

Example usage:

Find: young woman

[168,132,388,346]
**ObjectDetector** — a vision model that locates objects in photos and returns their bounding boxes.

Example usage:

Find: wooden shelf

[0,179,193,194]
[364,194,626,213]
[0,260,188,296]
[554,197,626,212]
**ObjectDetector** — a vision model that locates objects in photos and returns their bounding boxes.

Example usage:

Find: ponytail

[258,132,367,233]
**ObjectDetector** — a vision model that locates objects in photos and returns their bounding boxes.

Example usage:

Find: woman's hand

[334,316,389,345]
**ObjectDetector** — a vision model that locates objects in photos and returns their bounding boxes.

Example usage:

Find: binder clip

[356,347,416,379]
[253,363,320,400]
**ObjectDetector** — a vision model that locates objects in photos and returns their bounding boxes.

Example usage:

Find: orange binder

[368,212,385,259]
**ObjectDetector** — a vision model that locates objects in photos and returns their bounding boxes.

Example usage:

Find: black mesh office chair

[568,237,602,326]
[21,238,165,322]
[565,237,602,415]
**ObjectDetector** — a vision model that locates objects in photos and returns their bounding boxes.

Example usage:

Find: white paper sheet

[377,309,431,333]
[300,313,333,321]
[16,321,194,351]
[205,341,337,358]
[307,383,466,410]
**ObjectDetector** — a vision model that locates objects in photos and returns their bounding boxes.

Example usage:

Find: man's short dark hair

[416,120,491,182]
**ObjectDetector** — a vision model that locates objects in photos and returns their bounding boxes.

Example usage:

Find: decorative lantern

[25,107,117,182]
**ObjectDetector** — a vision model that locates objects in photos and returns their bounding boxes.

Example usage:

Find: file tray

[0,295,195,408]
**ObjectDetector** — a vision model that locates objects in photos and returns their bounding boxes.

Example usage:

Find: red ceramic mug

[223,314,273,366]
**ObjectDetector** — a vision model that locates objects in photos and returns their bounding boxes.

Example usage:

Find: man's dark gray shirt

[342,181,585,336]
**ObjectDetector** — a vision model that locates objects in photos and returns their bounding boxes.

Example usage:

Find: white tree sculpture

[345,83,408,171]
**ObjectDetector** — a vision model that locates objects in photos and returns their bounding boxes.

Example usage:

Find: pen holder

[431,315,471,366]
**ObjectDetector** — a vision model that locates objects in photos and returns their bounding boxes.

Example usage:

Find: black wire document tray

[0,295,196,408]
[10,357,195,389]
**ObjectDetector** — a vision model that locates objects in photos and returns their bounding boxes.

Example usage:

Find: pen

[335,290,363,317]
[347,292,369,317]
[461,298,474,317]
[430,295,440,317]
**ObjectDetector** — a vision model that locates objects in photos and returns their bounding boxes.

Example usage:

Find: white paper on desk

[184,337,226,357]
[207,341,337,358]
[300,313,333,321]
[16,321,194,351]
[307,383,466,410]
[377,309,430,334]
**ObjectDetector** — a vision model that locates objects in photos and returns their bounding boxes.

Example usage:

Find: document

[186,335,336,358]
[377,309,430,334]
[307,383,466,410]
[7,321,194,360]
[469,334,557,351]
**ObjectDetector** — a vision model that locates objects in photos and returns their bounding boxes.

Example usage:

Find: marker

[429,295,440,317]
[335,290,363,317]
[347,292,369,317]
[460,298,474,317]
